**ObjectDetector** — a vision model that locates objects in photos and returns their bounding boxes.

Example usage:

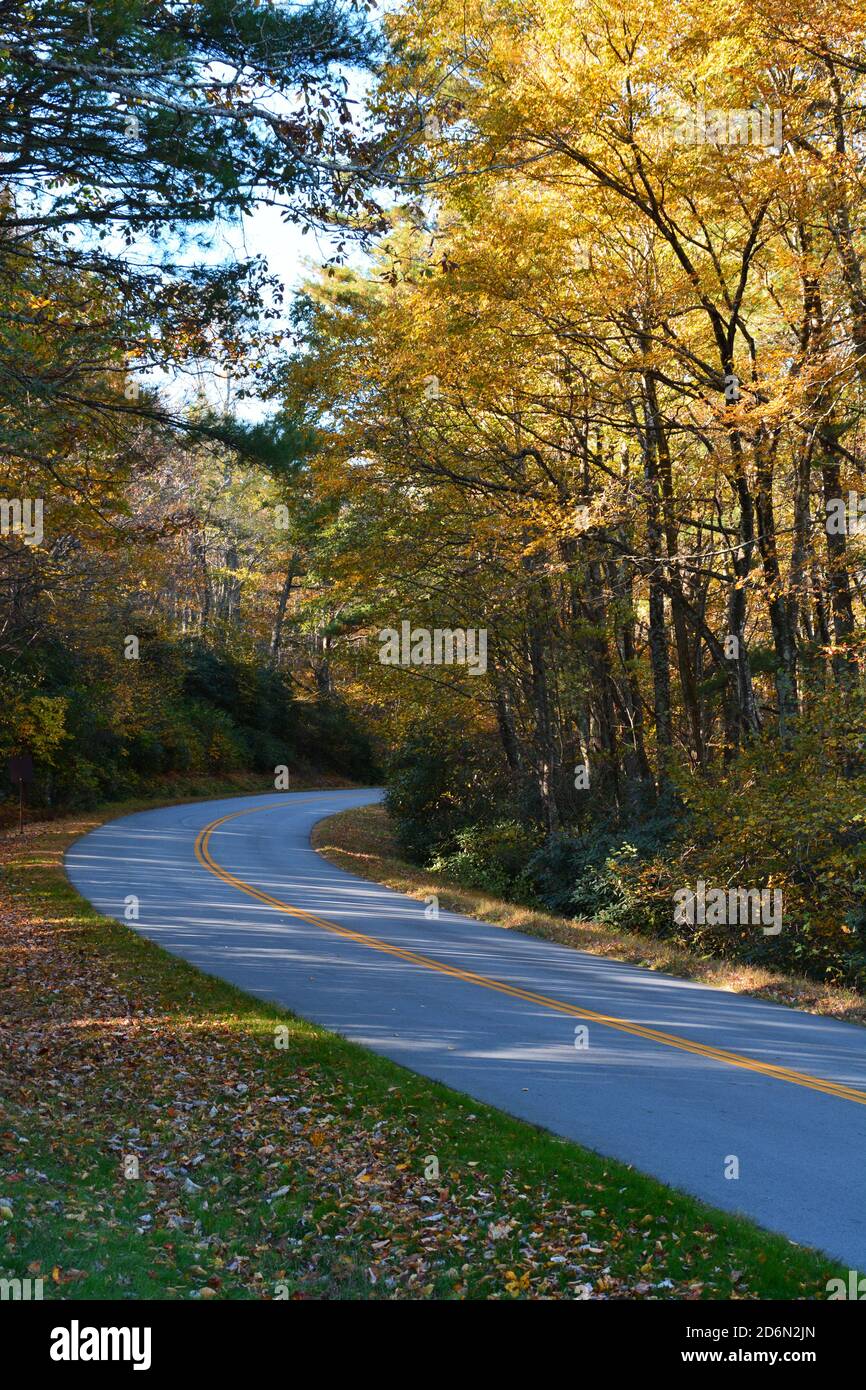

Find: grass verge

[0,795,848,1300]
[312,804,866,1028]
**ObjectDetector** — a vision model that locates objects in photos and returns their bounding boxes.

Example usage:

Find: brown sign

[9,754,34,784]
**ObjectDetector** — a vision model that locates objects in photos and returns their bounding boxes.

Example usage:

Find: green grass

[0,799,850,1300]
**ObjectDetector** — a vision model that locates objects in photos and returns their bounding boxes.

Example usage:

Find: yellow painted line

[194,801,866,1108]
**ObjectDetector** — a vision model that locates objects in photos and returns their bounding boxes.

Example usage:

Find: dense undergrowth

[385,711,866,992]
[0,635,378,825]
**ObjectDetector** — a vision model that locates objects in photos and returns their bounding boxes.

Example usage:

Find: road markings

[194,800,866,1108]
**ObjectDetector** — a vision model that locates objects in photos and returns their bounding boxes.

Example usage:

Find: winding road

[65,788,866,1270]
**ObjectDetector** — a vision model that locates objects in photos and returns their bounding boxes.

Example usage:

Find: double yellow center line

[194,801,866,1107]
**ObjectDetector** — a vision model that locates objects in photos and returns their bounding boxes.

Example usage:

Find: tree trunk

[269,552,297,665]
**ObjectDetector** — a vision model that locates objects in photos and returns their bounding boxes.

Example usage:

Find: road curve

[65,788,866,1270]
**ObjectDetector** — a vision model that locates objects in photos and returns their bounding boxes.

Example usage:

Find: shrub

[431,821,543,897]
[624,722,866,987]
[300,697,379,781]
[524,807,680,927]
[0,634,377,817]
[385,725,513,863]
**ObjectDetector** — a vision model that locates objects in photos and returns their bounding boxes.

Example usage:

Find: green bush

[430,821,543,897]
[52,753,120,809]
[524,808,680,926]
[385,725,513,863]
[0,635,377,816]
[301,696,379,782]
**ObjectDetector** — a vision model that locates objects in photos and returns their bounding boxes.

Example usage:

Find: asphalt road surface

[65,788,866,1270]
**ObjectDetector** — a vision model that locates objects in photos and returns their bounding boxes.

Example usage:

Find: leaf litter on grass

[0,819,840,1301]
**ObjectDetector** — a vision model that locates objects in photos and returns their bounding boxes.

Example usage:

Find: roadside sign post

[8,754,34,835]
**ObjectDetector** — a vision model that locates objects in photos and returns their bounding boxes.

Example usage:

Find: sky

[165,58,380,420]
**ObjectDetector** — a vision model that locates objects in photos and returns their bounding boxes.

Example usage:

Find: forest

[3,0,866,989]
